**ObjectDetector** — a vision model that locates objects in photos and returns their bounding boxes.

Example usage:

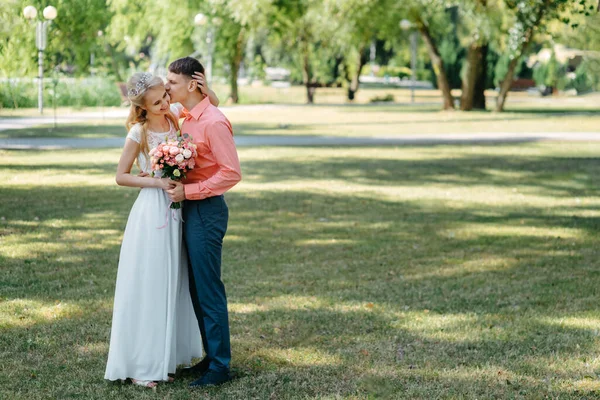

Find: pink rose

[169,147,180,156]
[155,151,163,158]
[159,164,164,169]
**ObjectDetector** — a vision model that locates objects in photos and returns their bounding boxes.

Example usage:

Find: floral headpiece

[127,72,152,98]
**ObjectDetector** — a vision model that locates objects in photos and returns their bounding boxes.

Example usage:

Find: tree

[494,0,592,111]
[401,0,457,110]
[458,0,499,110]
[270,0,338,103]
[326,0,392,101]
[1,0,113,77]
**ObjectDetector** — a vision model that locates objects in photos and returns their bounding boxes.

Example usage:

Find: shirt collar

[186,96,211,120]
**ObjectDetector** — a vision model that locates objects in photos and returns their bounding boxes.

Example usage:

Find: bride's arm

[192,71,220,106]
[115,139,174,190]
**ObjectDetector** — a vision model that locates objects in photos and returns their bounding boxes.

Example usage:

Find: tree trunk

[229,29,245,104]
[348,46,368,101]
[105,43,123,82]
[305,84,316,103]
[495,26,537,112]
[496,2,547,111]
[301,41,315,104]
[332,55,344,84]
[461,43,487,111]
[495,56,520,112]
[418,25,454,110]
[473,44,488,110]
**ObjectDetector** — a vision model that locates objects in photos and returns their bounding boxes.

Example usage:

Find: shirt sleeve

[126,124,141,143]
[183,120,242,200]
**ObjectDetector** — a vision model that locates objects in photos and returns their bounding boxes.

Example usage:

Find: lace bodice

[126,104,183,174]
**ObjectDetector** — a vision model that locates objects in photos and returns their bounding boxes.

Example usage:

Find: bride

[104,71,219,388]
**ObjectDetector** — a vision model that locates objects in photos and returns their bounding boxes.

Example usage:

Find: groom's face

[165,72,191,103]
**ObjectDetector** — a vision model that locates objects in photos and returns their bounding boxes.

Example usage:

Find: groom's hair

[168,57,205,78]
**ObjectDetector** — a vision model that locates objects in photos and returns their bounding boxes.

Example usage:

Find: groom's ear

[187,77,197,92]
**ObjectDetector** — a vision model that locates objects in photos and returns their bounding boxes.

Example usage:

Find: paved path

[0,105,285,132]
[2,105,600,148]
[1,132,600,150]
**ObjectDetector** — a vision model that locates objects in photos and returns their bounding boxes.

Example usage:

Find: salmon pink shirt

[174,97,241,200]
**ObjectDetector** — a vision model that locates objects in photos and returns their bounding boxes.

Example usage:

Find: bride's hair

[125,72,180,162]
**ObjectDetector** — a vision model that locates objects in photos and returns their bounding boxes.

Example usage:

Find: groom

[165,57,241,388]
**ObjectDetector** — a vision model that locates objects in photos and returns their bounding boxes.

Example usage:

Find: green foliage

[439,34,464,89]
[494,53,525,87]
[532,52,568,90]
[1,0,113,77]
[369,93,395,102]
[0,77,121,108]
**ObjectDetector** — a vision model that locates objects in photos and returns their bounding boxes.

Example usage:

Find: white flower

[175,154,185,163]
[173,169,181,177]
[183,149,192,159]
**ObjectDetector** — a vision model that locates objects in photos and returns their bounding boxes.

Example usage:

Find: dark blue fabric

[183,195,231,373]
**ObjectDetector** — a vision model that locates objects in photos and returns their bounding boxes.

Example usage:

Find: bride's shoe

[132,379,158,388]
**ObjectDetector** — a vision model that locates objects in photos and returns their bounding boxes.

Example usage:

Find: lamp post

[23,5,57,114]
[400,19,417,104]
[194,13,216,84]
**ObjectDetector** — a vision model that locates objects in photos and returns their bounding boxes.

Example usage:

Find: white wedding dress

[104,105,202,382]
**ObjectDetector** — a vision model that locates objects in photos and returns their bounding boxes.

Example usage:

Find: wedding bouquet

[150,132,198,209]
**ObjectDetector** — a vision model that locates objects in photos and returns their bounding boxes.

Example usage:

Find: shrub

[0,77,122,109]
[370,94,395,103]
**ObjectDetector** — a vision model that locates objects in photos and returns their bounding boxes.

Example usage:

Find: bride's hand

[193,72,209,95]
[157,178,176,190]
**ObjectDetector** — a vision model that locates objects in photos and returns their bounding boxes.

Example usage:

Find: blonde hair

[125,72,180,163]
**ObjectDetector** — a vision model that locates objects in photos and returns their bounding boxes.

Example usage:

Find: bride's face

[143,85,171,115]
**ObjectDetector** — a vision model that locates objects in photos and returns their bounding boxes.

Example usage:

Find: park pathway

[2,105,600,148]
[0,104,282,132]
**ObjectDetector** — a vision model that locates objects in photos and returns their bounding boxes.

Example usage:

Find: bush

[370,94,395,103]
[564,61,597,94]
[0,77,122,109]
[362,65,419,80]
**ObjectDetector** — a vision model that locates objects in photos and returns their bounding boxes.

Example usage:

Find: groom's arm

[184,120,241,200]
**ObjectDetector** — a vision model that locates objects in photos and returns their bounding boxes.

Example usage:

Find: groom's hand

[166,181,186,203]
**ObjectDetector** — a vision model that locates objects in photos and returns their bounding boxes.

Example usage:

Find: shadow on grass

[339,102,600,115]
[2,145,600,398]
[239,152,600,199]
[0,124,125,139]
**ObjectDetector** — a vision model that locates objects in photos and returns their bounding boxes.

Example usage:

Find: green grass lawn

[1,143,600,398]
[1,100,600,141]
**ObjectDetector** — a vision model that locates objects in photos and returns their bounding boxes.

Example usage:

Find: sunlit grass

[1,142,600,398]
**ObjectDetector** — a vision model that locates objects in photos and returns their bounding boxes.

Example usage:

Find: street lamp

[194,13,216,84]
[400,19,417,104]
[24,5,57,114]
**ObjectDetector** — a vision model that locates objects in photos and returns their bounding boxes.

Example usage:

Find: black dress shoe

[179,357,211,376]
[188,370,232,388]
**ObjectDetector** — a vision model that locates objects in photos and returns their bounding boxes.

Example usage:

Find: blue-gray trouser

[183,195,231,373]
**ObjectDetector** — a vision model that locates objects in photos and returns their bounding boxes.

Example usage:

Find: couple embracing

[104,57,241,389]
